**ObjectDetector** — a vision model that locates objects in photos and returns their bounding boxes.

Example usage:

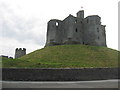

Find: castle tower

[45,19,62,46]
[61,14,83,44]
[77,10,84,19]
[45,10,107,47]
[83,15,106,46]
[15,48,26,58]
[62,15,77,44]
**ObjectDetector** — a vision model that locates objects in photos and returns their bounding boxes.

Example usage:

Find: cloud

[0,1,47,57]
[0,0,118,57]
[0,1,47,44]
[0,37,43,57]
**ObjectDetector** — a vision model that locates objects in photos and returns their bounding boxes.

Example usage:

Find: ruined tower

[15,48,26,58]
[45,10,107,47]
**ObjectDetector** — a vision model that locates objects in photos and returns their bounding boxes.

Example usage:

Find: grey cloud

[0,2,46,46]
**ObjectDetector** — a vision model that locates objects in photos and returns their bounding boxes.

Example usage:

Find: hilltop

[2,45,119,68]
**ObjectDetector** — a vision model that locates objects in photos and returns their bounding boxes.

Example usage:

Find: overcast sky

[0,0,119,58]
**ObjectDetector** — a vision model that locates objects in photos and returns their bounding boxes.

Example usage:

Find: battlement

[0,55,13,59]
[84,15,101,25]
[16,48,26,51]
[15,48,26,58]
[45,10,107,47]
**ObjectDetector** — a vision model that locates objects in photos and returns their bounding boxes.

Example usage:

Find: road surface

[1,79,119,88]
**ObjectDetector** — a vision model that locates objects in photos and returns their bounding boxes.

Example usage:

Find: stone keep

[45,10,107,47]
[15,48,26,58]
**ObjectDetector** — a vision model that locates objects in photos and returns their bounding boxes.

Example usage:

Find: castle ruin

[15,48,26,58]
[45,10,107,47]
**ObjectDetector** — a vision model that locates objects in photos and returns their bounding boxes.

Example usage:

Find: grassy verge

[2,45,119,68]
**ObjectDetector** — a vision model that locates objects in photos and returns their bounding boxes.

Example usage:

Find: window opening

[97,28,99,32]
[75,28,78,32]
[75,20,77,23]
[68,38,71,40]
[56,22,58,26]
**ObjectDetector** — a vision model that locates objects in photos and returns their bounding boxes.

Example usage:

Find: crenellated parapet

[15,48,26,58]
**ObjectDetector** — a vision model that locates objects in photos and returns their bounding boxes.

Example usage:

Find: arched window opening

[56,22,59,26]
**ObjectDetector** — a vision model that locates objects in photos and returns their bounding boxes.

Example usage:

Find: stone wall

[2,68,119,81]
[45,10,107,47]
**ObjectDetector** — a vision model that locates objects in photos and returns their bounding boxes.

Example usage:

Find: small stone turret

[15,48,26,58]
[77,10,84,19]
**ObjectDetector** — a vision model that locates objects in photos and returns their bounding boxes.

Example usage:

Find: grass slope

[2,45,119,68]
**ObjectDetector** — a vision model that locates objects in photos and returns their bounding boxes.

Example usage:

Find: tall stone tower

[45,10,107,47]
[15,48,26,58]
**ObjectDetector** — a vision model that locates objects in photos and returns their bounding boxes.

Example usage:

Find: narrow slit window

[97,28,99,32]
[75,20,77,23]
[76,28,78,32]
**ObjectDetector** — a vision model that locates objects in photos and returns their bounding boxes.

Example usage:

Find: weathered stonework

[15,48,26,58]
[2,68,118,81]
[45,10,107,47]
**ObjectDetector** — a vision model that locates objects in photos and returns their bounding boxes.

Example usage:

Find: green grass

[2,45,119,68]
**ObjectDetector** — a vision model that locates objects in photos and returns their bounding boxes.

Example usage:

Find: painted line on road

[1,79,119,84]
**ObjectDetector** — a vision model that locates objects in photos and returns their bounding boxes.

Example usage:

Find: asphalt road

[2,79,119,88]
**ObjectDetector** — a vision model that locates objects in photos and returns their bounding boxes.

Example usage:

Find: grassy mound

[2,45,119,68]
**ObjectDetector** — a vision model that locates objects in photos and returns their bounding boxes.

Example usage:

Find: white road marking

[2,79,119,88]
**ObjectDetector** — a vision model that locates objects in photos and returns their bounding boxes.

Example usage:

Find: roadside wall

[2,68,119,81]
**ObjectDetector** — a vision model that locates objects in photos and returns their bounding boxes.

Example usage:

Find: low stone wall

[2,68,119,81]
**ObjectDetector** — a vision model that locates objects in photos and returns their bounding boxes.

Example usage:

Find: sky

[0,0,119,58]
